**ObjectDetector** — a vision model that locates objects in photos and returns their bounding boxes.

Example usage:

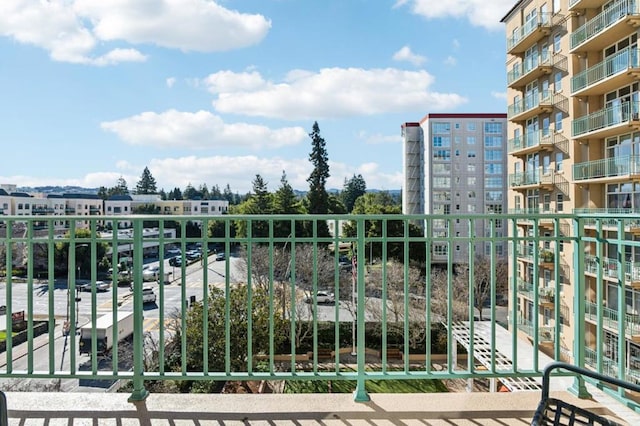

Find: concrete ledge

[3,391,631,426]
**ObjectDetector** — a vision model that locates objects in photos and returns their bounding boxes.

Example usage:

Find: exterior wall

[504,0,640,370]
[403,113,508,264]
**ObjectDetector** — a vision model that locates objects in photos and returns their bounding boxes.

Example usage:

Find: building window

[553,33,561,52]
[556,152,563,171]
[554,71,562,92]
[553,0,560,13]
[467,122,476,131]
[468,204,476,212]
[434,150,451,160]
[467,136,476,145]
[468,191,476,199]
[433,177,451,187]
[468,164,476,172]
[455,123,460,129]
[485,164,503,174]
[485,150,503,161]
[433,136,451,147]
[484,122,503,133]
[485,177,503,188]
[557,194,564,212]
[468,151,476,158]
[467,177,476,185]
[432,122,451,133]
[484,136,502,147]
[555,111,563,131]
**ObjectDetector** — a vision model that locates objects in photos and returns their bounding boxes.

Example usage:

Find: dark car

[169,256,182,267]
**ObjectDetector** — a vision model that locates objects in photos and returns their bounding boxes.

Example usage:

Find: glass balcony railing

[509,167,556,188]
[0,213,639,409]
[507,13,556,53]
[507,129,555,154]
[572,155,640,180]
[507,51,561,87]
[573,101,640,137]
[571,47,640,94]
[507,90,560,120]
[571,0,640,51]
[585,300,640,336]
[517,318,555,342]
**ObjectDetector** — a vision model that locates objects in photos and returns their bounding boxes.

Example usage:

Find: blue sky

[0,0,514,194]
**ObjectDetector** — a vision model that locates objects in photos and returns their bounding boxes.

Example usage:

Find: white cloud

[392,45,426,66]
[357,131,402,145]
[92,48,147,66]
[100,110,307,150]
[443,56,457,66]
[491,91,507,100]
[166,77,176,88]
[206,68,467,120]
[0,0,271,64]
[452,39,461,49]
[399,0,513,30]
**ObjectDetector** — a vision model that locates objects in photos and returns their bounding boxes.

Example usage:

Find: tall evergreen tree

[106,176,129,197]
[135,167,157,194]
[274,171,302,238]
[199,183,210,200]
[251,174,271,214]
[341,174,367,212]
[306,121,331,237]
[183,183,198,200]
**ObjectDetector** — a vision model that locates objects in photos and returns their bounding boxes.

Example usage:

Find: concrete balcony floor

[4,390,636,425]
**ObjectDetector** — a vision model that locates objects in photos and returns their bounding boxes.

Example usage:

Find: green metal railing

[507,130,555,154]
[0,213,639,406]
[570,0,640,51]
[572,101,640,137]
[572,155,640,180]
[507,50,553,86]
[585,301,640,337]
[507,13,554,52]
[507,90,559,119]
[571,47,640,94]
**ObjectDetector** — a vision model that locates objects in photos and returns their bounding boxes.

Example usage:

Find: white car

[142,265,160,281]
[305,291,335,304]
[77,281,110,292]
[142,287,157,304]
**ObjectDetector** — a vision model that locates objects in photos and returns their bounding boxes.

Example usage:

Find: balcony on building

[506,13,559,55]
[585,301,640,343]
[517,318,555,346]
[507,51,566,89]
[508,168,556,190]
[585,253,640,288]
[507,91,565,123]
[569,0,608,10]
[570,0,640,53]
[507,129,556,156]
[571,47,640,97]
[572,155,640,182]
[2,214,640,424]
[584,347,640,386]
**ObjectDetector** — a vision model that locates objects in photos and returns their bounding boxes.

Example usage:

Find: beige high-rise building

[502,0,640,374]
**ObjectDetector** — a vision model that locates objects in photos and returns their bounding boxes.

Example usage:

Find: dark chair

[531,361,640,426]
[0,390,7,426]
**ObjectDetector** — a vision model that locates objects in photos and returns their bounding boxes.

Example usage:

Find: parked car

[168,256,182,267]
[77,281,110,292]
[142,265,160,281]
[186,250,202,261]
[304,291,335,304]
[215,252,225,261]
[142,287,157,304]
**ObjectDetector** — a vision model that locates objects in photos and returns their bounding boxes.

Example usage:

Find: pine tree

[183,183,198,200]
[135,167,157,194]
[341,174,367,212]
[306,121,331,237]
[274,171,301,238]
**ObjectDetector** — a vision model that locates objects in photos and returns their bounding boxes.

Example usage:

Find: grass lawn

[284,367,449,394]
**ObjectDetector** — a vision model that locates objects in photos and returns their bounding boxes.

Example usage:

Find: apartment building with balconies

[402,113,508,264]
[503,0,640,381]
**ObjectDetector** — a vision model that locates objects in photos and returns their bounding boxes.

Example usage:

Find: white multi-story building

[402,113,509,263]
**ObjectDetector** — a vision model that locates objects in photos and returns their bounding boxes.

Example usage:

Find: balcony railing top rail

[570,0,640,51]
[0,213,637,407]
[571,46,640,94]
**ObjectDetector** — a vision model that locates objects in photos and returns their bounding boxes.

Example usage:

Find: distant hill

[20,186,401,197]
[17,185,99,195]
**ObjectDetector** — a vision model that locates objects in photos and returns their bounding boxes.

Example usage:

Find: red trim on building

[419,113,507,124]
